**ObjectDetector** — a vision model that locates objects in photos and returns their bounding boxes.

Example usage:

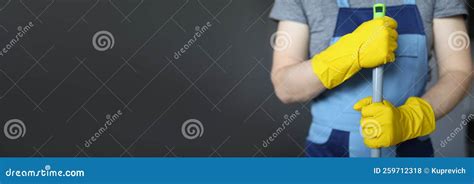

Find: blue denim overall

[306,0,433,157]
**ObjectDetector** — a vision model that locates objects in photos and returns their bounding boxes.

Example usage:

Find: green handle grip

[373,3,386,19]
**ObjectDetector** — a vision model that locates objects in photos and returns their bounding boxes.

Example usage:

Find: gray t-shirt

[269,0,468,59]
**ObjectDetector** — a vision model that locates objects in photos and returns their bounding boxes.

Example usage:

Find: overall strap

[403,0,416,5]
[336,0,350,8]
[338,0,415,8]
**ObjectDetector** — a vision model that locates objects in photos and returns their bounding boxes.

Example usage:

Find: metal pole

[371,3,386,158]
[371,66,383,158]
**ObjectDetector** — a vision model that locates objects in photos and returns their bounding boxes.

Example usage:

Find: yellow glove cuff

[353,96,436,148]
[310,39,361,89]
[398,97,436,142]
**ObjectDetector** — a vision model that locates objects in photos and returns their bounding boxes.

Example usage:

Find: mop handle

[371,3,385,158]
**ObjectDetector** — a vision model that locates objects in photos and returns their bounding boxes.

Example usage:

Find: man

[270,0,472,157]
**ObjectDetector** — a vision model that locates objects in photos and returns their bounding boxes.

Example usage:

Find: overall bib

[306,0,433,157]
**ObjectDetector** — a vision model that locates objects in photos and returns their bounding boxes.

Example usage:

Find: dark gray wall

[0,0,312,157]
[1,0,472,157]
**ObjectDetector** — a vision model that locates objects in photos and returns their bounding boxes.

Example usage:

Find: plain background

[0,0,472,157]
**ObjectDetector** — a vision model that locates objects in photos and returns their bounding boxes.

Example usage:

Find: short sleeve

[269,0,307,24]
[434,0,468,18]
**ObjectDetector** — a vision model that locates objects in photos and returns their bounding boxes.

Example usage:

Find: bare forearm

[272,60,326,103]
[425,16,473,120]
[422,71,472,119]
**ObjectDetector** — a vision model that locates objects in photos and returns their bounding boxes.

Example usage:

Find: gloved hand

[311,16,398,89]
[353,97,436,148]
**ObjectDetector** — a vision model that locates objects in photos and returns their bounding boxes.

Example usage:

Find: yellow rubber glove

[353,97,436,148]
[311,16,398,89]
